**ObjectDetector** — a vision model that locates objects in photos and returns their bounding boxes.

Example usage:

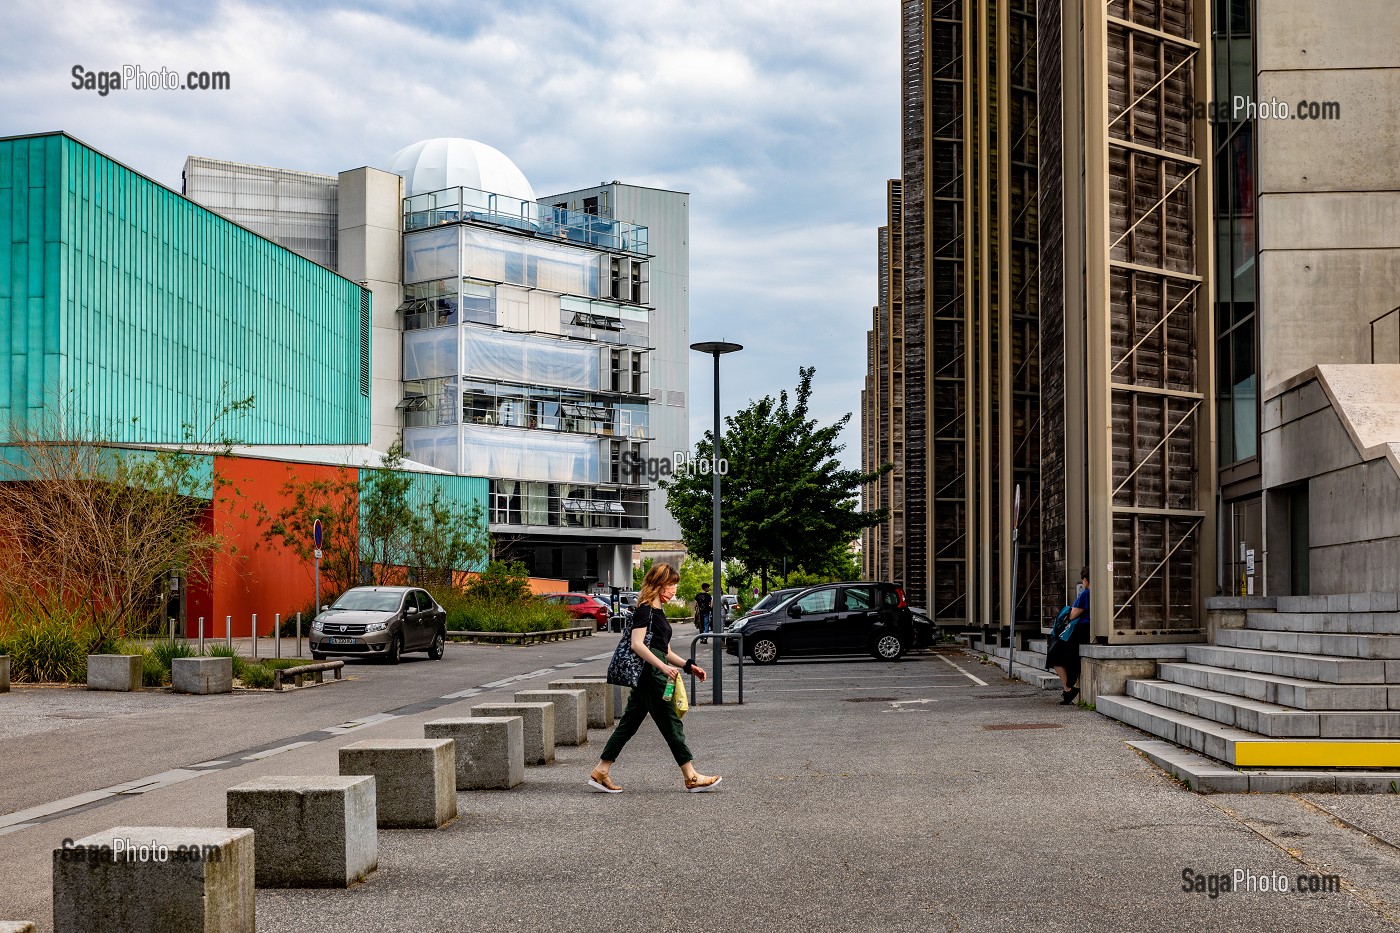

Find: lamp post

[690,340,742,705]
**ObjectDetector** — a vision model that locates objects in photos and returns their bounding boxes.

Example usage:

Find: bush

[462,561,534,604]
[151,639,195,669]
[663,602,692,620]
[239,664,275,689]
[440,595,573,634]
[205,643,249,680]
[0,610,108,683]
[140,652,166,687]
[276,605,318,637]
[259,658,303,672]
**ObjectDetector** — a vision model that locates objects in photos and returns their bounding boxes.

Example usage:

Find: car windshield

[330,591,402,612]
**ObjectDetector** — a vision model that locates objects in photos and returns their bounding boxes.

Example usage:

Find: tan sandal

[684,773,722,793]
[588,769,622,794]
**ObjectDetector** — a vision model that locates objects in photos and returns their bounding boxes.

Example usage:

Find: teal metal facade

[358,468,490,571]
[0,132,369,445]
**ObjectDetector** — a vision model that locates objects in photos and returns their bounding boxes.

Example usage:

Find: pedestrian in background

[695,583,713,633]
[588,563,722,794]
[1048,566,1092,705]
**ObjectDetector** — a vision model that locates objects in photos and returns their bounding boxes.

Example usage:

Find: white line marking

[582,653,613,661]
[555,661,582,668]
[936,653,988,686]
[242,742,316,761]
[478,678,516,689]
[890,698,938,707]
[440,688,483,700]
[764,685,968,693]
[189,760,230,769]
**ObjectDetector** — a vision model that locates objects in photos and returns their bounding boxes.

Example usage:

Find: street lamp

[690,340,742,705]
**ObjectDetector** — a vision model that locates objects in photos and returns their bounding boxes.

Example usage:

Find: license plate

[328,637,357,645]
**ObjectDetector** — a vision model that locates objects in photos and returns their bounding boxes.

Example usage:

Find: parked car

[310,586,446,664]
[725,582,915,664]
[727,587,804,627]
[541,592,612,629]
[909,607,936,649]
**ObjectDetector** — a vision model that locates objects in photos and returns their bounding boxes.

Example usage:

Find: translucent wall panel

[403,426,459,472]
[460,425,599,484]
[404,226,459,284]
[460,227,601,297]
[403,328,457,380]
[462,327,600,389]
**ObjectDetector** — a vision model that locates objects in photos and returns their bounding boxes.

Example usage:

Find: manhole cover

[983,723,1064,731]
[844,696,899,703]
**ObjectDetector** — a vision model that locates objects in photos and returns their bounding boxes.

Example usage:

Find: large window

[1214,0,1257,466]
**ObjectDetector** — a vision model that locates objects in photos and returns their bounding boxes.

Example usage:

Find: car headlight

[311,619,325,633]
[729,619,748,631]
[365,621,388,633]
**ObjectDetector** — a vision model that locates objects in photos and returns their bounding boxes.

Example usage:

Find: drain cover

[983,723,1063,731]
[844,696,899,703]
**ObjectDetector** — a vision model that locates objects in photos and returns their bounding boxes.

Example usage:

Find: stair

[973,640,1060,691]
[1098,594,1400,777]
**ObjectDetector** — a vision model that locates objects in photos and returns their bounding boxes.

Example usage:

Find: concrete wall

[338,167,405,453]
[1257,0,1400,391]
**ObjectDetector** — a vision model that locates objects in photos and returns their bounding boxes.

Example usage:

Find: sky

[0,0,900,469]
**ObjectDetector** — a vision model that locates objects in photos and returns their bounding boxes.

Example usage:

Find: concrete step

[1127,740,1400,794]
[986,654,1061,690]
[1158,661,1394,711]
[1098,695,1400,768]
[1028,638,1049,654]
[1220,627,1400,660]
[1184,644,1390,684]
[1278,593,1400,614]
[1127,679,1400,738]
[978,643,1050,671]
[1246,610,1400,635]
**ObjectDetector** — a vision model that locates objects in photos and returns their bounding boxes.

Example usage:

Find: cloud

[0,0,898,467]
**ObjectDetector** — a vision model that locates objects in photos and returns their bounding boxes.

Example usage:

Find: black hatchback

[725,582,915,664]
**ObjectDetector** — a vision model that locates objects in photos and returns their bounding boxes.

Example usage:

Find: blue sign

[314,519,323,549]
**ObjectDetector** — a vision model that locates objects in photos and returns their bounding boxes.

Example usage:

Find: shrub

[140,652,167,687]
[259,658,303,672]
[276,605,318,637]
[462,561,534,604]
[151,639,195,669]
[663,603,692,620]
[239,664,275,689]
[0,610,107,683]
[442,597,573,634]
[205,644,249,680]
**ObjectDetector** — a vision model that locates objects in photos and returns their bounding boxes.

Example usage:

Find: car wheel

[427,628,446,660]
[750,635,780,665]
[385,634,403,665]
[873,632,906,661]
[311,651,326,661]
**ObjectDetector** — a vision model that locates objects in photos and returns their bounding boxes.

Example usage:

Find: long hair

[639,562,680,606]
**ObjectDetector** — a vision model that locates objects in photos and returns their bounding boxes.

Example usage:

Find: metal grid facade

[183,155,339,269]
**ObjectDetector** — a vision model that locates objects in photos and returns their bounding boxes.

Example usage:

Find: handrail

[687,632,744,705]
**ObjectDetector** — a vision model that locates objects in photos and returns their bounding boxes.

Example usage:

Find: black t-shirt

[631,604,672,655]
[695,592,712,612]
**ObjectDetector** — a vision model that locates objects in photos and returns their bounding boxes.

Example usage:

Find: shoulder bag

[606,604,654,687]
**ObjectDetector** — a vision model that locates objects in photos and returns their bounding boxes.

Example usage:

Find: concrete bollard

[0,655,9,693]
[226,776,377,888]
[87,655,143,692]
[172,657,233,695]
[472,703,554,766]
[515,689,588,746]
[549,679,614,728]
[52,826,254,933]
[339,739,457,828]
[424,717,524,790]
[0,922,35,932]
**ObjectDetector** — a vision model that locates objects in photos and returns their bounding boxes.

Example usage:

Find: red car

[542,592,612,629]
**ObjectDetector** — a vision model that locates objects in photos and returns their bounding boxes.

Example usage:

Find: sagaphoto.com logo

[72,64,231,97]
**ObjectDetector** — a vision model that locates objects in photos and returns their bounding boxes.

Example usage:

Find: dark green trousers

[600,648,692,766]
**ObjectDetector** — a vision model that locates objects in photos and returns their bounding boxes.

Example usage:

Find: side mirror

[405,605,418,615]
[321,605,329,612]
[788,605,803,619]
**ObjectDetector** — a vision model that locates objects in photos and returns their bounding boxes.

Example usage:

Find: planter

[447,626,594,646]
[87,655,143,692]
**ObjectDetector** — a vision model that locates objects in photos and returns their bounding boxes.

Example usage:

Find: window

[583,196,599,215]
[842,586,877,611]
[794,589,837,614]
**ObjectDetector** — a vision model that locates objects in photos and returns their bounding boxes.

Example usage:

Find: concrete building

[187,139,690,590]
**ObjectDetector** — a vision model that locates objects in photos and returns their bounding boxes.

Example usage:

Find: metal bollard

[198,617,205,655]
[296,612,303,658]
[251,614,257,659]
[169,617,176,643]
[226,615,232,650]
[275,613,281,659]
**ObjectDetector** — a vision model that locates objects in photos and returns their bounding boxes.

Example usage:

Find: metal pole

[315,556,321,623]
[1009,484,1021,656]
[251,614,257,659]
[711,350,724,706]
[225,615,232,650]
[198,617,204,655]
[275,613,281,659]
[296,612,302,658]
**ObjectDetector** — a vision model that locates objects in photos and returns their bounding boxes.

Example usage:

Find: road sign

[314,549,323,560]
[314,519,323,548]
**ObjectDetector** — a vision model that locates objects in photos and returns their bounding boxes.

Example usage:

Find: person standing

[1048,567,1092,705]
[695,583,713,633]
[588,563,722,794]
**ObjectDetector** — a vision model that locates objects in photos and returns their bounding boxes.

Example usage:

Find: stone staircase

[1098,594,1400,785]
[973,637,1062,691]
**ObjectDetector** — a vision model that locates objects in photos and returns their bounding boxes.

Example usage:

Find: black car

[727,587,804,626]
[726,582,915,664]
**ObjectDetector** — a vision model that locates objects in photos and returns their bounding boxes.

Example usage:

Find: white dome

[384,138,535,201]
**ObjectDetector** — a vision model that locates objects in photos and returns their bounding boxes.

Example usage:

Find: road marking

[582,652,613,661]
[243,742,316,761]
[936,653,988,686]
[440,688,483,700]
[189,760,231,769]
[890,698,938,708]
[555,661,582,668]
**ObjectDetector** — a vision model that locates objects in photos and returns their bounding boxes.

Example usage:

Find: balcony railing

[404,185,649,256]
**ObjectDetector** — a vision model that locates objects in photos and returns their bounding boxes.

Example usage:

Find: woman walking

[588,563,722,793]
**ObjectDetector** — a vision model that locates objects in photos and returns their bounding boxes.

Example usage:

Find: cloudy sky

[1,0,899,468]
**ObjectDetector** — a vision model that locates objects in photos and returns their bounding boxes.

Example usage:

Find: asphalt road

[4,640,1400,932]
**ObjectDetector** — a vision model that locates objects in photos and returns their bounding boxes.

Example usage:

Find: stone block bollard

[0,655,9,693]
[172,657,233,695]
[226,776,376,887]
[515,689,588,746]
[472,702,554,765]
[549,679,614,729]
[87,655,143,692]
[52,826,254,933]
[424,717,524,789]
[339,739,456,828]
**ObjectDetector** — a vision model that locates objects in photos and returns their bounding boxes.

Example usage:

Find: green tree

[663,367,890,593]
[632,556,654,591]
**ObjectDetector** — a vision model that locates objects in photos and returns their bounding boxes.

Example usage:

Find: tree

[663,367,890,593]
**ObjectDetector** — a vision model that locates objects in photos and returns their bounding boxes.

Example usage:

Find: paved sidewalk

[4,645,1400,931]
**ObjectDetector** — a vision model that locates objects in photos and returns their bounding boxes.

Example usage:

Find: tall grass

[438,592,574,633]
[0,609,113,684]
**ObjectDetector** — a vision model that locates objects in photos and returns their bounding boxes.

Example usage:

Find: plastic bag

[671,672,689,718]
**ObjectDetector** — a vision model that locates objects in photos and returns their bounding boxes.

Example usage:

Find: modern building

[186,138,690,590]
[864,0,1400,638]
[0,131,486,636]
